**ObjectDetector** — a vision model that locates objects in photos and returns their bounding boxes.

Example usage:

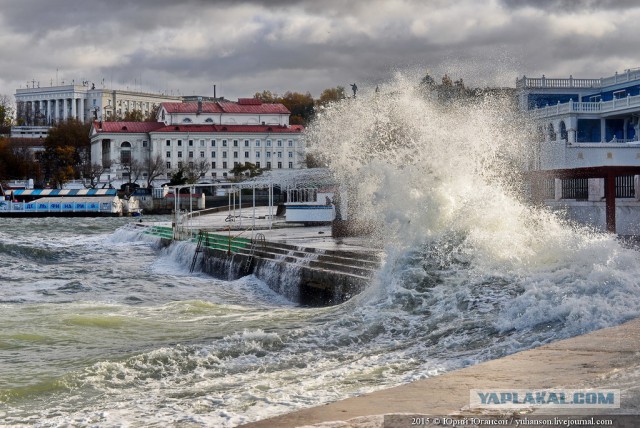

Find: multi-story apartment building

[90,98,305,183]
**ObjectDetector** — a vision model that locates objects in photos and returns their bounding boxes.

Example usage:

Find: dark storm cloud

[1,0,640,101]
[499,0,640,11]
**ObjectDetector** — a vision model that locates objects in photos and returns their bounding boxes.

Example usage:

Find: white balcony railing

[517,68,640,89]
[530,94,640,119]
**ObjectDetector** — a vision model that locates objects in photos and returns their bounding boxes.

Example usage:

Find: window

[234,162,239,167]
[244,151,249,158]
[244,140,249,147]
[211,140,216,147]
[211,161,216,169]
[211,152,216,158]
[188,151,194,158]
[278,162,282,168]
[166,139,171,146]
[211,172,217,177]
[189,162,194,168]
[223,172,228,177]
[256,152,260,158]
[222,140,227,147]
[277,151,282,158]
[178,152,183,158]
[277,140,282,147]
[200,140,205,147]
[233,151,238,158]
[166,151,171,158]
[200,151,205,158]
[266,139,272,147]
[222,152,227,158]
[177,140,182,146]
[189,140,194,146]
[205,118,213,123]
[183,118,192,123]
[233,140,238,147]
[166,162,171,169]
[288,151,293,158]
[266,152,271,158]
[256,162,261,168]
[266,161,271,169]
[142,141,148,147]
[288,162,293,168]
[256,139,261,147]
[288,140,293,147]
[178,161,183,168]
[223,161,227,169]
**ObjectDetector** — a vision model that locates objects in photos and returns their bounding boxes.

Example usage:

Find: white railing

[517,68,640,89]
[530,94,640,118]
[517,76,601,89]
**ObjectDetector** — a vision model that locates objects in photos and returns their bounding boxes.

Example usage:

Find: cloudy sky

[1,0,639,101]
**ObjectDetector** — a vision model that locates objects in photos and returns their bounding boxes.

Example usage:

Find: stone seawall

[199,245,374,306]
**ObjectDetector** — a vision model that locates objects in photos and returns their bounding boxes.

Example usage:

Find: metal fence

[561,178,589,200]
[616,175,635,198]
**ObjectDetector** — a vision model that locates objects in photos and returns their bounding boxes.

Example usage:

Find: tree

[42,119,91,187]
[279,91,315,125]
[185,160,210,183]
[122,109,145,122]
[145,104,161,122]
[0,95,15,134]
[317,86,346,108]
[254,90,278,103]
[83,161,111,188]
[144,153,168,188]
[230,162,263,178]
[168,167,188,186]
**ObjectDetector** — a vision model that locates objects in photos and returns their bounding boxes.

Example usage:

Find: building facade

[90,98,305,184]
[519,68,640,234]
[12,83,181,138]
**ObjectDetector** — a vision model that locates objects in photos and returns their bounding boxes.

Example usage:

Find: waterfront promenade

[241,317,640,427]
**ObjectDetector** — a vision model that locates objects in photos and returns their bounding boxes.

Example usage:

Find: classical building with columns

[90,98,305,184]
[12,83,181,138]
[520,68,640,234]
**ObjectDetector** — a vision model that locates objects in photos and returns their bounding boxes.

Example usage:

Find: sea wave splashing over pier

[307,71,640,345]
[3,75,640,427]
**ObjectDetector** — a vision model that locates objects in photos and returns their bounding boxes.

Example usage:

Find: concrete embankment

[241,317,640,427]
[142,224,381,305]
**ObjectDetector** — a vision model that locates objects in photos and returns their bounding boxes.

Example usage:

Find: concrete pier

[241,317,640,427]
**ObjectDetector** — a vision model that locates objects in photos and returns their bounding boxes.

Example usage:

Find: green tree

[122,109,144,122]
[230,162,263,178]
[279,91,315,125]
[42,119,91,187]
[316,86,346,108]
[0,94,14,135]
[253,90,278,103]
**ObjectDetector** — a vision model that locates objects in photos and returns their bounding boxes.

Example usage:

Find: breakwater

[143,225,380,305]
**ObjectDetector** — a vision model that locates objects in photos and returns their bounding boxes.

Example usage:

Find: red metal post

[605,173,616,233]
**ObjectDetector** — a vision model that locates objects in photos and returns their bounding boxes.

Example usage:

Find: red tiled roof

[218,101,290,114]
[160,101,290,115]
[151,124,304,134]
[162,102,224,114]
[93,121,165,133]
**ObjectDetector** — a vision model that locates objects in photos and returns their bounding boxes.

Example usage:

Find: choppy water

[3,77,640,427]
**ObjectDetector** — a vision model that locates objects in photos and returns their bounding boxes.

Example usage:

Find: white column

[47,99,52,124]
[30,101,36,125]
[71,97,76,120]
[80,98,85,122]
[62,98,67,121]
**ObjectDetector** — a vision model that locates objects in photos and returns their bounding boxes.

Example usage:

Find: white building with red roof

[90,98,305,184]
